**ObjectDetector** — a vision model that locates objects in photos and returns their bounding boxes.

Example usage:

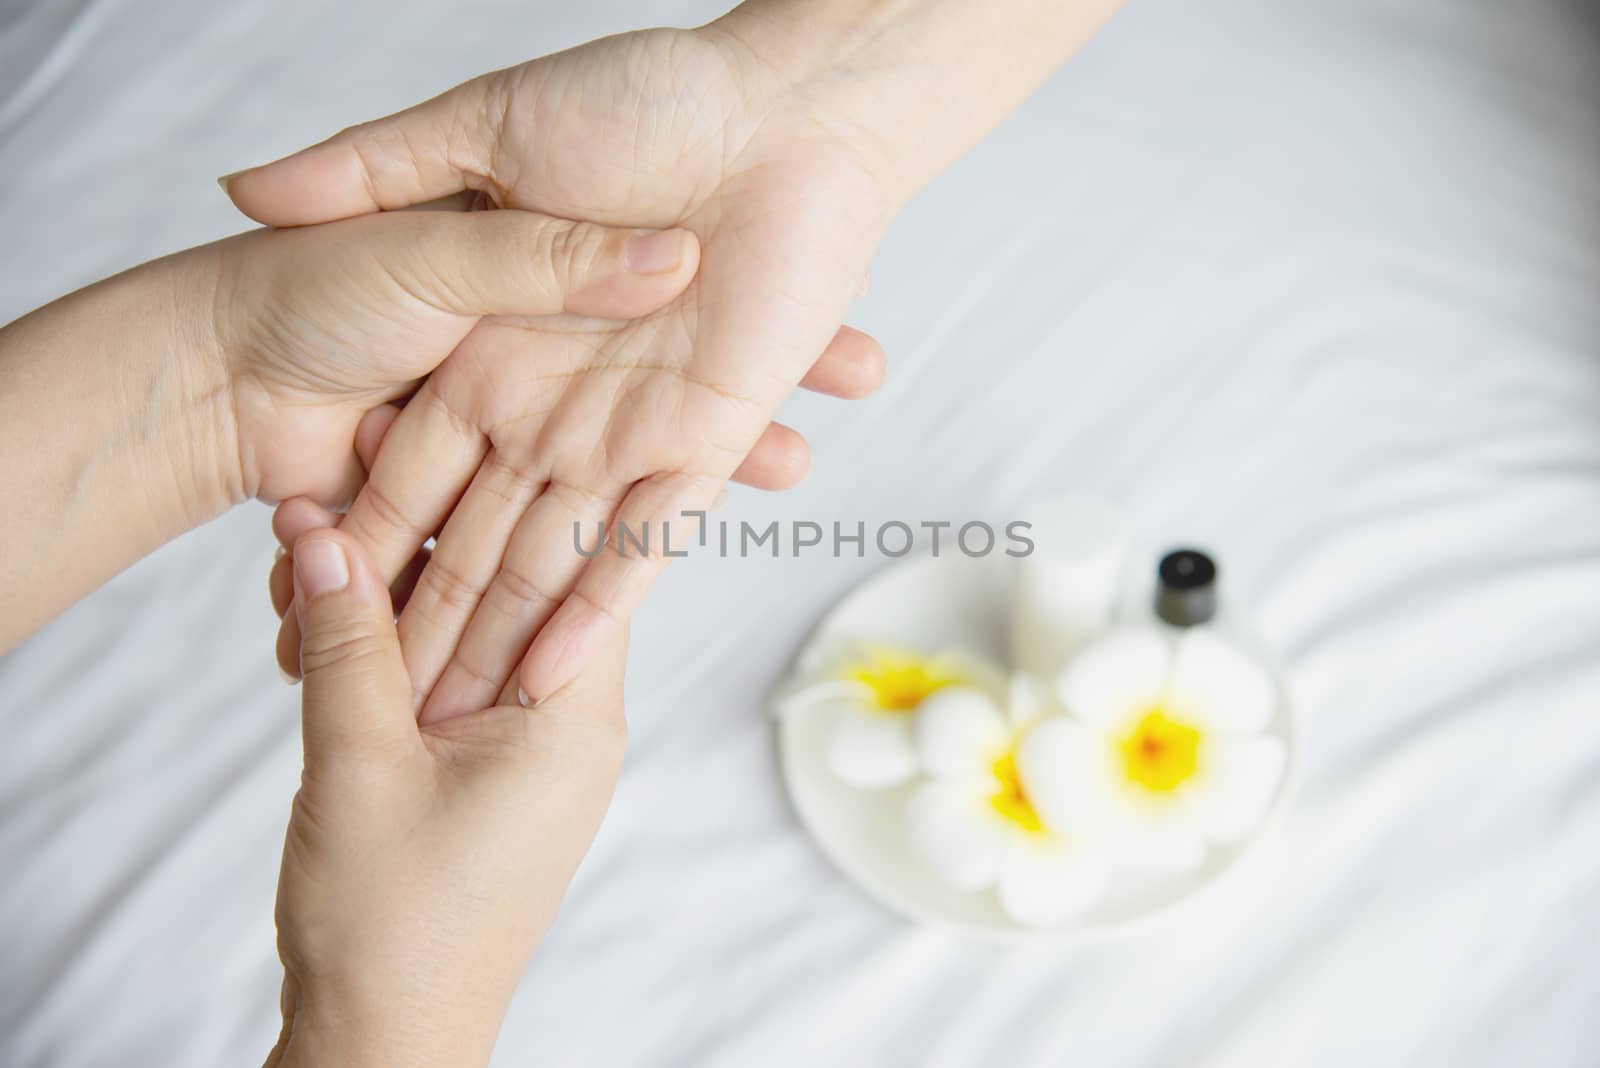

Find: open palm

[231,27,895,718]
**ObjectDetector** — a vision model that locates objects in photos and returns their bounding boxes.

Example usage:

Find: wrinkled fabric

[2,0,1597,1064]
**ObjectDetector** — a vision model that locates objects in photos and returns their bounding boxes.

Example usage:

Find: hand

[217,200,862,511]
[224,198,876,679]
[208,206,709,508]
[266,527,628,1068]
[227,26,898,719]
[0,204,701,647]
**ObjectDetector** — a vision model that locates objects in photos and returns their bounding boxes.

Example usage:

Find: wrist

[160,245,251,519]
[705,0,1125,205]
[692,16,913,217]
[273,976,504,1068]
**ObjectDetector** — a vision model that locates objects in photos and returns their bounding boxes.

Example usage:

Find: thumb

[220,75,500,227]
[293,531,417,768]
[382,209,700,322]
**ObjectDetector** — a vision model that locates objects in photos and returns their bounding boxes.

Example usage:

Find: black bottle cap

[1156,548,1217,627]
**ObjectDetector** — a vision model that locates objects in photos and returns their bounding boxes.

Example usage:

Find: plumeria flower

[905,678,1109,926]
[1018,626,1287,876]
[777,640,1006,789]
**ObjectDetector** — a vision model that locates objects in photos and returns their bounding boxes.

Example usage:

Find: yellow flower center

[845,648,964,712]
[1120,709,1202,793]
[989,751,1046,834]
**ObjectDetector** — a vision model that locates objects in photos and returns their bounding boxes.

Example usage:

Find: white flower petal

[1190,736,1287,842]
[1167,628,1277,735]
[823,709,917,789]
[933,648,1011,704]
[794,640,1008,709]
[1004,674,1058,731]
[1022,718,1213,875]
[1014,717,1114,837]
[1056,627,1173,730]
[913,687,1010,787]
[997,838,1109,927]
[904,781,1010,892]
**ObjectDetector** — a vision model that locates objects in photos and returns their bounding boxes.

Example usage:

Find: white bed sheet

[2,0,1598,1064]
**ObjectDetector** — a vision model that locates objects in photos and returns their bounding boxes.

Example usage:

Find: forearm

[711,0,1126,205]
[0,251,242,649]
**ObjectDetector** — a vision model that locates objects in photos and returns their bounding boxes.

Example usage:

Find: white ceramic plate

[773,548,1298,942]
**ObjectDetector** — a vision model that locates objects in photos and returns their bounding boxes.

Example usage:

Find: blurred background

[1,0,1597,1064]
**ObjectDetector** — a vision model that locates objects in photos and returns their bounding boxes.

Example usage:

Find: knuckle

[571,585,624,627]
[496,564,560,615]
[418,557,480,613]
[482,453,541,506]
[357,480,425,542]
[546,477,606,513]
[545,220,609,293]
[299,618,391,677]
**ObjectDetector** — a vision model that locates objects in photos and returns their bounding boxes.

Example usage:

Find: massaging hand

[218,208,705,509]
[218,204,866,512]
[0,205,714,647]
[1,190,885,649]
[265,528,628,1068]
[225,27,897,721]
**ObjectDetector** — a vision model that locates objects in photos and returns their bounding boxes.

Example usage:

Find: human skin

[0,196,878,1065]
[0,210,768,1068]
[0,208,880,651]
[226,0,1128,722]
[0,209,659,1068]
[263,528,632,1068]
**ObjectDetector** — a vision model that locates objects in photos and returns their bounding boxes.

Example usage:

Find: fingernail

[274,545,287,562]
[517,688,538,709]
[623,230,687,275]
[216,168,251,194]
[278,665,300,686]
[295,539,349,597]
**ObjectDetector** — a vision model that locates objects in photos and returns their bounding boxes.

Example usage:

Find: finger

[269,553,294,620]
[353,403,403,472]
[418,478,625,725]
[728,423,810,491]
[292,531,418,772]
[797,325,886,400]
[516,473,719,706]
[273,546,431,623]
[340,382,488,599]
[220,74,501,226]
[393,449,552,707]
[273,497,341,549]
[496,619,630,721]
[270,497,342,620]
[277,381,488,679]
[277,603,303,679]
[271,495,432,623]
[375,210,700,322]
